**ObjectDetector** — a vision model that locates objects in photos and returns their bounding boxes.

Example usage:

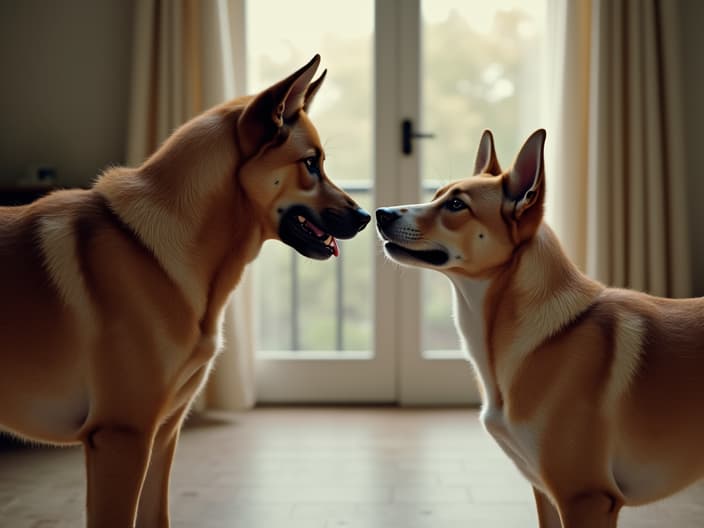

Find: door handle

[401,119,435,155]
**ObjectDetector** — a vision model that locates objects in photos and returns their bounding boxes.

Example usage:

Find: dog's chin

[383,242,449,267]
[278,206,339,260]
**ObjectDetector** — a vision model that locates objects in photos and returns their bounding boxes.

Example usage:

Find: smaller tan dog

[376,129,704,527]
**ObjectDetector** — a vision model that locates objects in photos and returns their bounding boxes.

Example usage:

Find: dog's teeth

[324,235,332,245]
[297,215,306,223]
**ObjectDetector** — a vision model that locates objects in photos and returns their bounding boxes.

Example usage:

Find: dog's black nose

[355,208,371,232]
[375,208,400,228]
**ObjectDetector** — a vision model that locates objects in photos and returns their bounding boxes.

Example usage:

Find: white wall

[0,0,134,187]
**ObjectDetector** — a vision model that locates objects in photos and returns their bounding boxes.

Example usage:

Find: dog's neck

[446,223,603,408]
[445,272,494,406]
[95,111,264,330]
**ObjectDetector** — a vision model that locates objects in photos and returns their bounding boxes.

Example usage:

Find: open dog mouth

[279,206,339,260]
[383,242,449,266]
[296,214,339,256]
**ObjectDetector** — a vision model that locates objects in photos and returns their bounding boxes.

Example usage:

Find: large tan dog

[0,55,369,527]
[376,129,704,527]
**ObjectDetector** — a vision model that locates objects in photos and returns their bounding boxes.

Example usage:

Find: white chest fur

[446,275,493,402]
[446,273,545,490]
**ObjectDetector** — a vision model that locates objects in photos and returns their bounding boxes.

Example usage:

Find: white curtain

[126,0,256,409]
[545,0,691,298]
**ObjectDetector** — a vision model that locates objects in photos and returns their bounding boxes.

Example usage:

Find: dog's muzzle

[322,207,371,238]
[279,206,371,260]
[375,207,449,266]
[375,208,400,230]
[375,207,405,242]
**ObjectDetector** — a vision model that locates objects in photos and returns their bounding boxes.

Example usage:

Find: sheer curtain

[125,0,256,409]
[544,0,691,297]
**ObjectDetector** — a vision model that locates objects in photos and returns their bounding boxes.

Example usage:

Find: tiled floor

[1,408,703,527]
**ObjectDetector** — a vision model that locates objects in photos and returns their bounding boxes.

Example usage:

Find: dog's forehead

[435,175,501,203]
[287,113,323,154]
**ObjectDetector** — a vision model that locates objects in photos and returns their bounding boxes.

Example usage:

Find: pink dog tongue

[306,221,324,237]
[331,237,339,257]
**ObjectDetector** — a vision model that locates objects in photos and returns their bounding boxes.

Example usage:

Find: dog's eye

[303,156,320,174]
[444,198,467,212]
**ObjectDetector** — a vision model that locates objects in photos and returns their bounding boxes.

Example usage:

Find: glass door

[249,0,546,404]
[247,0,396,402]
[397,0,547,404]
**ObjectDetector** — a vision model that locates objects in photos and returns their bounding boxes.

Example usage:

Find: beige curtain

[126,0,256,409]
[545,0,691,298]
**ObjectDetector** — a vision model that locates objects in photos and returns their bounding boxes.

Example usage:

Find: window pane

[247,0,374,354]
[255,241,292,351]
[420,0,546,356]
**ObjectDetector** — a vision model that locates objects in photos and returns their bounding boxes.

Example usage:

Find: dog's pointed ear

[237,55,320,155]
[303,69,327,114]
[503,129,546,219]
[473,129,501,176]
[281,55,321,120]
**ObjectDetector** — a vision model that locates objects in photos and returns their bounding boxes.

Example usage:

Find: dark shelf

[0,186,59,206]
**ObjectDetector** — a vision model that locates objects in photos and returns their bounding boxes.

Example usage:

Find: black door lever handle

[402,119,436,155]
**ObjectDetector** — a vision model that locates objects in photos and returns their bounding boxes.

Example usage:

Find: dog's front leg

[533,487,562,528]
[84,426,154,528]
[136,406,189,528]
[556,492,622,528]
